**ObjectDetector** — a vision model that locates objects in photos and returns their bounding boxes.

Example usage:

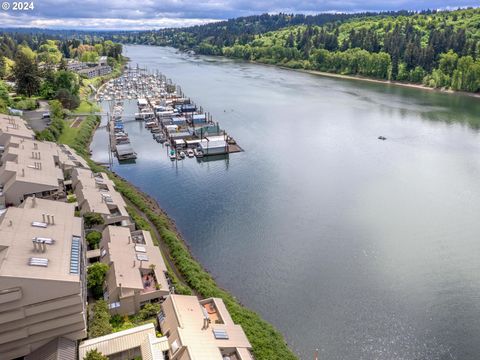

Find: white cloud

[0,0,478,29]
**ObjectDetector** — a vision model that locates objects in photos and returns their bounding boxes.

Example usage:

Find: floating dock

[98,67,242,162]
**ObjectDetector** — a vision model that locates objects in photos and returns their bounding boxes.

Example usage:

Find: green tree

[81,51,99,63]
[13,50,40,97]
[88,300,112,338]
[0,57,5,79]
[56,88,80,110]
[55,70,80,95]
[87,262,109,299]
[49,99,64,119]
[137,303,161,321]
[38,40,62,66]
[439,50,459,77]
[86,230,102,249]
[83,349,108,360]
[83,212,105,228]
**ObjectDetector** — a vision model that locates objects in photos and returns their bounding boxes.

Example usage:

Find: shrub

[88,300,112,338]
[83,349,108,360]
[137,303,161,321]
[86,230,102,249]
[13,98,37,110]
[83,212,105,228]
[87,262,109,299]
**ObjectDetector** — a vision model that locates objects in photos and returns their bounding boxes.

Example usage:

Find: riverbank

[65,75,298,359]
[244,59,480,100]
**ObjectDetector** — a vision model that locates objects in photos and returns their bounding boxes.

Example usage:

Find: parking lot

[23,100,51,132]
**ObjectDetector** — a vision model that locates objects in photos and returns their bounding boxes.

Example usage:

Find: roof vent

[28,257,49,267]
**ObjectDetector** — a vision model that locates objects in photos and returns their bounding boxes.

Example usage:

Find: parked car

[42,112,50,119]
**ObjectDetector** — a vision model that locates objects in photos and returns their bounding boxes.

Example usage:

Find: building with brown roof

[72,168,132,229]
[0,114,35,147]
[100,226,170,315]
[159,295,254,360]
[0,137,65,207]
[0,197,87,359]
[78,323,169,360]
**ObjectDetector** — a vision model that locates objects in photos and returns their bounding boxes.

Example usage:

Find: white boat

[179,151,186,159]
[193,148,204,158]
[187,149,194,158]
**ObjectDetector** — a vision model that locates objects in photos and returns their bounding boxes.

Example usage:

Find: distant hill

[109,8,480,93]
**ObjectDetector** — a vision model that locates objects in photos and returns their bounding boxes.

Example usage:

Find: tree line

[105,8,480,93]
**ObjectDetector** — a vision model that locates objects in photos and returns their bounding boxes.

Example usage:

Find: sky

[0,0,478,30]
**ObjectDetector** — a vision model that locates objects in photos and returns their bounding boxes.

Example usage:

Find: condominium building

[0,137,65,207]
[78,65,112,79]
[78,323,169,360]
[0,114,35,147]
[72,167,132,228]
[159,295,254,360]
[55,143,89,176]
[0,197,87,359]
[101,225,170,315]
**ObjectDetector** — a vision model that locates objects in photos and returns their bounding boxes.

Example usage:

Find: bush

[83,212,105,229]
[87,262,109,299]
[137,303,160,321]
[13,98,37,110]
[88,300,112,338]
[84,349,108,360]
[86,230,102,249]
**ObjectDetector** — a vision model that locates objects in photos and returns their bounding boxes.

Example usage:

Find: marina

[98,67,242,163]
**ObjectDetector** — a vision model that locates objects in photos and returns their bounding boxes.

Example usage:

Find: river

[91,45,480,360]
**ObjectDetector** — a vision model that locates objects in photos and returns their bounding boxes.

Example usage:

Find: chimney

[31,195,36,208]
[46,214,51,224]
[51,215,55,225]
[33,239,37,252]
[42,241,46,253]
[42,214,46,223]
[38,152,41,160]
[8,220,12,227]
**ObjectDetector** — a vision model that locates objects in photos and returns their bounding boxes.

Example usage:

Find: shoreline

[248,60,480,99]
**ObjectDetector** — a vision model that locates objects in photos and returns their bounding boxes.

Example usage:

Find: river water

[91,45,480,360]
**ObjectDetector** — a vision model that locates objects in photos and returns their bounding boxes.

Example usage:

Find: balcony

[140,269,159,293]
[131,230,146,244]
[202,300,224,325]
[220,349,241,360]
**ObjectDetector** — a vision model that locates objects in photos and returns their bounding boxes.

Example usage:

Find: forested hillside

[0,32,123,123]
[117,8,480,93]
[119,11,415,51]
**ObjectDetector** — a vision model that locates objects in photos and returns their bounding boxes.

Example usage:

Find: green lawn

[74,100,100,114]
[58,119,79,145]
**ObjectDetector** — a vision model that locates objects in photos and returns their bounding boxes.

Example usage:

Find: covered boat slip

[116,143,137,161]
